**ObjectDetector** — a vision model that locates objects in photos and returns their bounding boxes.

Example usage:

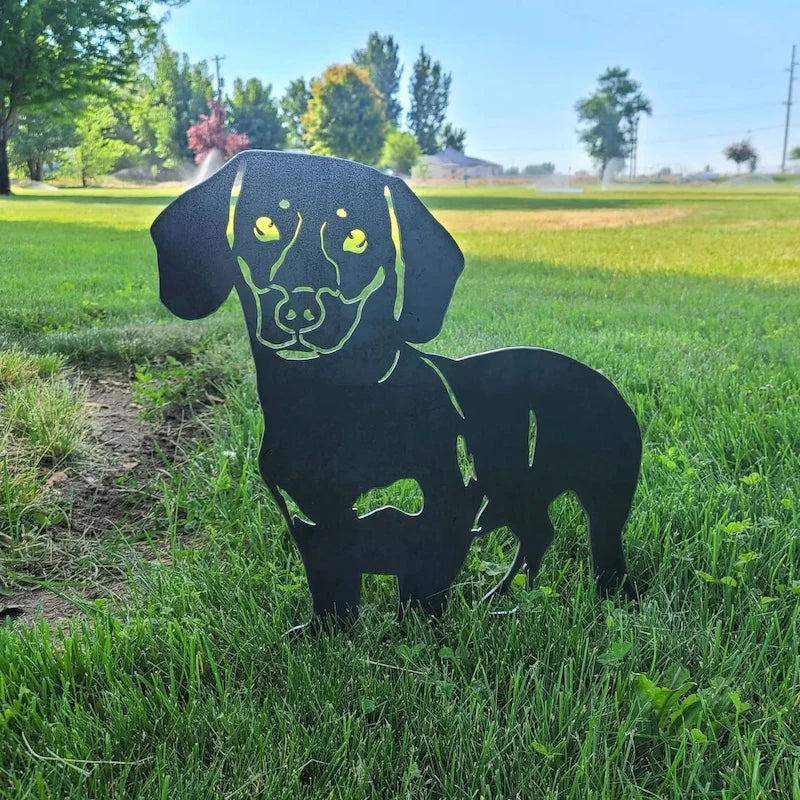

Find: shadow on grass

[417,190,800,212]
[1,190,658,212]
[418,194,669,212]
[5,187,796,213]
[1,191,177,206]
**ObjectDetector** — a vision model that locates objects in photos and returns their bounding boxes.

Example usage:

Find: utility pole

[781,44,797,173]
[629,115,639,179]
[212,55,226,102]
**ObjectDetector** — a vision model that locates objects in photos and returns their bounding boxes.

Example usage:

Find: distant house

[418,147,502,179]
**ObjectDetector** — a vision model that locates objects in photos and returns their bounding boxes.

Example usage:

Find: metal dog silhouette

[151,150,641,625]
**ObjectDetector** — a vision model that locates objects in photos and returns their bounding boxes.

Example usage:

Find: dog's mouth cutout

[237,256,385,359]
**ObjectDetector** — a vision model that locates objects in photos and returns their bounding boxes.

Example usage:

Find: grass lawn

[0,182,798,798]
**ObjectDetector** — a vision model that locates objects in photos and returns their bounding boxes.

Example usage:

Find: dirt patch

[1,377,192,627]
[0,582,128,626]
[434,206,690,233]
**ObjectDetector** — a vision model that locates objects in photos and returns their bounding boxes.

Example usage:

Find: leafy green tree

[724,140,758,173]
[130,41,213,167]
[8,106,77,181]
[227,78,286,151]
[440,122,466,152]
[353,33,403,125]
[523,162,556,176]
[790,144,800,161]
[70,100,139,186]
[575,66,651,173]
[281,78,311,148]
[301,65,385,164]
[0,0,182,194]
[408,48,452,154]
[380,128,421,175]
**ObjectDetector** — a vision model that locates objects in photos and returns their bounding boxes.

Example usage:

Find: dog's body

[152,151,641,623]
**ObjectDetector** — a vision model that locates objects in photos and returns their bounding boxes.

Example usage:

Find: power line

[477,101,783,133]
[781,45,797,173]
[658,101,781,119]
[645,124,785,145]
[483,124,787,154]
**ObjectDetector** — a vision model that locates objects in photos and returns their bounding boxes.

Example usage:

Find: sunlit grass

[0,182,798,798]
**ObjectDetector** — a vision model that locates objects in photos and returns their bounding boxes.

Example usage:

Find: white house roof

[423,148,501,168]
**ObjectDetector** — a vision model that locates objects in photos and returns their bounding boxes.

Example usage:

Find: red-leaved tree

[186,100,250,164]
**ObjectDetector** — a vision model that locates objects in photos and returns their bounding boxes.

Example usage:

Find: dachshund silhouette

[151,150,641,624]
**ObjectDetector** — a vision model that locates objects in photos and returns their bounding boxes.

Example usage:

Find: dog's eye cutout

[343,229,367,254]
[254,216,280,242]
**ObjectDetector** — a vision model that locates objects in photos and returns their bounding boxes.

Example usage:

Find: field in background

[0,183,798,798]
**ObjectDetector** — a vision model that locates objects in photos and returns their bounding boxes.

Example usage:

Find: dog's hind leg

[580,487,637,601]
[483,505,556,600]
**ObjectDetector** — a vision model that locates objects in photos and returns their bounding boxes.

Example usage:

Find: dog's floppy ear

[151,154,245,320]
[385,177,464,344]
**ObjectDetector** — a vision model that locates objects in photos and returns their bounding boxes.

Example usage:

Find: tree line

[4,2,793,194]
[0,1,467,193]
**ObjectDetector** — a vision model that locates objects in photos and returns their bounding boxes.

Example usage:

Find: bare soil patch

[1,376,192,627]
[434,206,690,233]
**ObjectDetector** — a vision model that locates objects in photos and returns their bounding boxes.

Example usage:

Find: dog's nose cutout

[276,292,323,333]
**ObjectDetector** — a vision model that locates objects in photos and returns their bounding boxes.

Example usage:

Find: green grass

[0,348,87,554]
[0,183,799,798]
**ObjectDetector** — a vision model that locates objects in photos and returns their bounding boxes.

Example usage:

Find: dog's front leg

[291,519,363,627]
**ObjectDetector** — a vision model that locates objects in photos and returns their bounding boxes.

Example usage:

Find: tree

[353,33,403,125]
[130,41,214,167]
[281,78,311,148]
[724,140,758,173]
[0,0,182,194]
[227,78,286,151]
[523,162,556,176]
[381,128,421,175]
[301,65,385,164]
[8,106,76,181]
[408,48,452,154]
[575,66,652,173]
[186,100,250,164]
[70,100,139,186]
[440,122,466,152]
[790,144,800,161]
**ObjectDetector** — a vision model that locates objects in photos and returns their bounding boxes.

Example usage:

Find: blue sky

[163,0,800,173]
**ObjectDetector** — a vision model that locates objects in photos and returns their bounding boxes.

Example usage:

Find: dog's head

[151,151,464,360]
